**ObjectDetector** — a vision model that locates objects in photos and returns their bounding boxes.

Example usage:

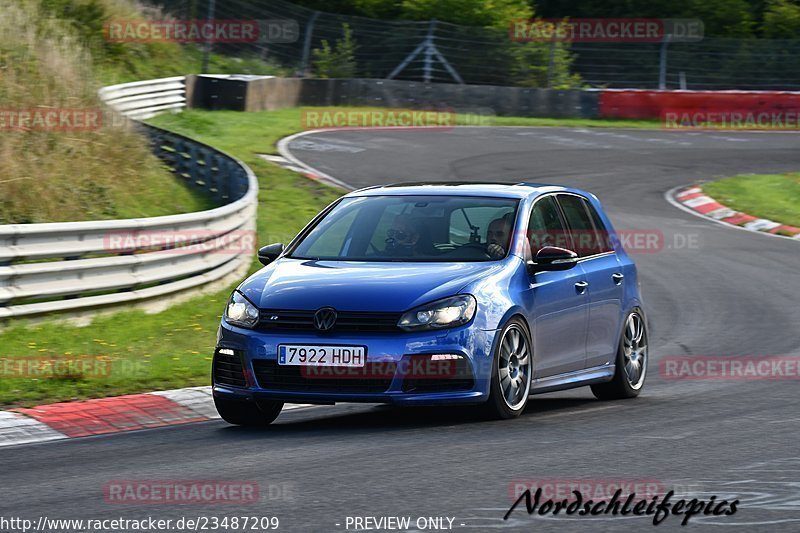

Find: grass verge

[0,0,288,224]
[703,173,800,228]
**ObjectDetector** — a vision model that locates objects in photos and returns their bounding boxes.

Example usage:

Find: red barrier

[599,89,800,120]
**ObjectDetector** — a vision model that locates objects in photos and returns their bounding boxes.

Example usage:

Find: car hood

[238,258,507,312]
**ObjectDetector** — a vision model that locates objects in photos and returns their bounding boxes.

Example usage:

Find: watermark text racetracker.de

[103,19,298,43]
[661,355,800,381]
[103,230,256,255]
[509,18,703,43]
[300,356,464,380]
[0,108,102,132]
[0,108,140,132]
[0,355,147,379]
[300,108,494,131]
[103,480,295,505]
[525,229,701,255]
[663,110,800,130]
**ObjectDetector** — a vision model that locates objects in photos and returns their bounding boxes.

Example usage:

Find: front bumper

[212,321,497,406]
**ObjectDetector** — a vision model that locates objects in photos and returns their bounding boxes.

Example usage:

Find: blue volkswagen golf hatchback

[213,182,648,424]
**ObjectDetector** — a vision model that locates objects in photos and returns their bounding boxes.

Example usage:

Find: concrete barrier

[189,76,600,119]
[599,89,800,121]
[188,76,800,123]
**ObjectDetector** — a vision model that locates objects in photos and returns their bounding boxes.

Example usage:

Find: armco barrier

[98,76,189,120]
[0,76,257,320]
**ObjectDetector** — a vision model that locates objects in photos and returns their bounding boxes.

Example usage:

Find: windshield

[289,195,520,262]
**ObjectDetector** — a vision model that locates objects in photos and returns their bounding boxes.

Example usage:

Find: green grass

[491,116,659,129]
[703,173,800,229]
[95,47,291,86]
[0,0,291,224]
[0,107,674,407]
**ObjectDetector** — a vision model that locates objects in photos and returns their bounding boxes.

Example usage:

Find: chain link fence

[155,0,800,90]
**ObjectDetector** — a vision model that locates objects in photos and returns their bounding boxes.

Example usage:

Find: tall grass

[0,0,216,223]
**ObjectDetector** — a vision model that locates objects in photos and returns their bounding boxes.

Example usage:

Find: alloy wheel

[623,313,647,390]
[497,324,532,410]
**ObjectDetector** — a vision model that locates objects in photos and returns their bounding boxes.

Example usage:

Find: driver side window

[527,196,571,255]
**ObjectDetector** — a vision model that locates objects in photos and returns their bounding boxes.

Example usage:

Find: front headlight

[398,295,477,331]
[224,291,259,328]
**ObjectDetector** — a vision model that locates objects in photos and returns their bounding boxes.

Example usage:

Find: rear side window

[584,201,614,253]
[527,196,572,254]
[557,195,607,257]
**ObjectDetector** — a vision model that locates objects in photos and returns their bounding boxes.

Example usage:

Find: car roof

[346,181,585,200]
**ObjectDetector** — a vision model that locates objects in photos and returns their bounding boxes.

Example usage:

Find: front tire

[214,396,283,426]
[483,317,533,419]
[591,310,648,400]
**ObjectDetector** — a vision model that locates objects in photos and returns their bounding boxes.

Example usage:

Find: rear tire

[591,310,648,400]
[483,317,533,419]
[214,396,283,426]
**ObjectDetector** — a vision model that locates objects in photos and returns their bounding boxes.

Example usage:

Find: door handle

[612,272,624,285]
[575,281,589,294]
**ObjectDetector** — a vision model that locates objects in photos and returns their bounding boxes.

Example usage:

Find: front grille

[252,360,396,393]
[213,349,247,388]
[256,309,402,333]
[401,356,474,393]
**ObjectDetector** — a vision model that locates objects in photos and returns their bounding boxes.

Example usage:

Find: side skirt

[530,364,615,395]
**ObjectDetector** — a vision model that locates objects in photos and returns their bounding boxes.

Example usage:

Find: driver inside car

[385,214,422,256]
[486,215,512,259]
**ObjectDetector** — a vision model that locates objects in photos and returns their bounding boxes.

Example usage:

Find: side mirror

[258,243,285,266]
[527,246,579,272]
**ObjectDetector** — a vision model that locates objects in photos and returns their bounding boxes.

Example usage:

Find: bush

[312,23,358,78]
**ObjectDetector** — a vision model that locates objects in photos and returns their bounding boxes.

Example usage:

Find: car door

[556,194,623,370]
[522,195,589,378]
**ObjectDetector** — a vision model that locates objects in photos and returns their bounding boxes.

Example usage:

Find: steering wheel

[458,242,492,259]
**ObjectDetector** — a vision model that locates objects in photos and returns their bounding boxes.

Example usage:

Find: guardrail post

[188,144,202,189]
[207,153,220,199]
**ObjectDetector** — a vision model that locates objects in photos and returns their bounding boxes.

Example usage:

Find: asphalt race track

[2,127,799,532]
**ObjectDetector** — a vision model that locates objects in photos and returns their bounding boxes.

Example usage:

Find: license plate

[277,344,366,367]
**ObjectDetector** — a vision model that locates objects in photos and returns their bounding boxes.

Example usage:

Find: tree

[312,23,358,78]
[762,0,800,37]
[400,0,532,28]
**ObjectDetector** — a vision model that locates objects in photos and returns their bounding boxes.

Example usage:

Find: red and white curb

[0,386,313,447]
[670,186,800,240]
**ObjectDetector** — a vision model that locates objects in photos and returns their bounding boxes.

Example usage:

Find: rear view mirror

[258,243,285,266]
[527,246,579,272]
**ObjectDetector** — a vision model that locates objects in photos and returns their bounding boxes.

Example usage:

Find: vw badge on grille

[314,307,337,331]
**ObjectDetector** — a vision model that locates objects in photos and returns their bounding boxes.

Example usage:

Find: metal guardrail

[0,76,258,320]
[98,76,188,119]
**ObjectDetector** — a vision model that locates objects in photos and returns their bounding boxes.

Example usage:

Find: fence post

[388,19,462,83]
[423,19,437,83]
[658,34,671,90]
[201,0,216,74]
[547,38,556,88]
[300,11,320,76]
